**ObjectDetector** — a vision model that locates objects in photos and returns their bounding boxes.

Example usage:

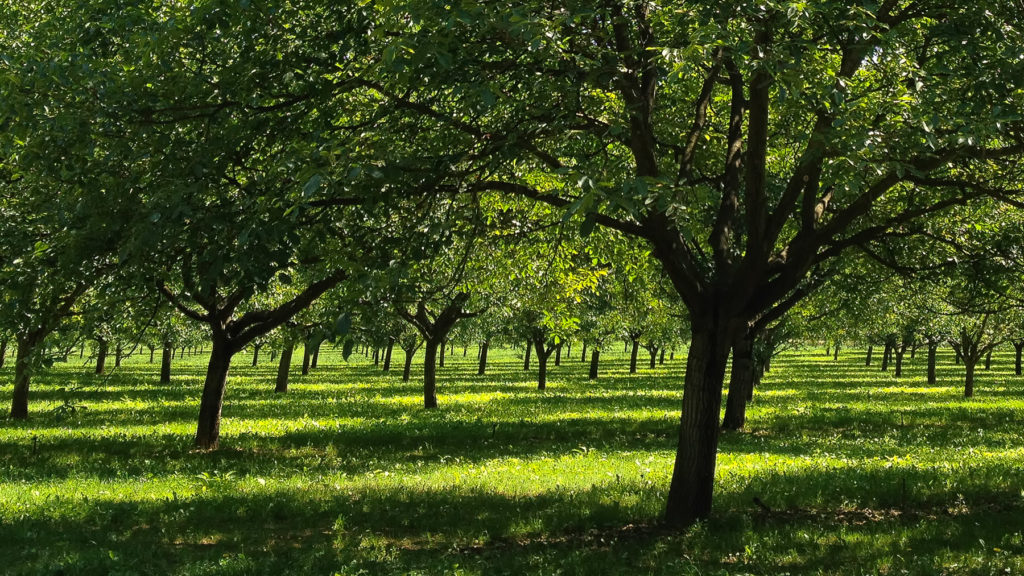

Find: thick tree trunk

[589,348,600,380]
[194,338,233,449]
[402,348,414,382]
[722,334,754,431]
[302,344,311,375]
[383,339,394,372]
[523,341,531,370]
[927,343,938,385]
[275,345,293,393]
[1015,342,1023,376]
[964,360,976,398]
[160,343,172,384]
[95,339,108,375]
[477,340,489,376]
[865,345,873,366]
[10,334,39,420]
[423,339,440,409]
[629,339,640,374]
[665,325,733,528]
[252,343,261,367]
[438,340,446,368]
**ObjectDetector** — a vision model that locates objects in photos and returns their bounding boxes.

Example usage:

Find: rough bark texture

[10,334,39,420]
[194,338,232,449]
[722,334,754,431]
[275,345,293,393]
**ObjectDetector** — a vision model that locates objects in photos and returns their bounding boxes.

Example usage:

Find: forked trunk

[722,334,754,431]
[423,339,440,409]
[589,349,600,380]
[194,338,233,449]
[477,340,489,376]
[160,343,172,383]
[664,325,734,527]
[275,345,293,393]
[927,344,938,385]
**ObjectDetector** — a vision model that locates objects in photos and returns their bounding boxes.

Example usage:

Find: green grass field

[2,344,1024,575]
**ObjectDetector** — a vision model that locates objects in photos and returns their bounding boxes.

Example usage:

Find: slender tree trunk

[270,350,277,362]
[664,324,734,528]
[194,337,234,449]
[438,340,446,368]
[1015,342,1023,376]
[722,334,754,431]
[554,343,562,366]
[383,338,394,372]
[79,346,85,359]
[373,347,380,367]
[660,348,666,365]
[894,345,907,378]
[648,347,658,369]
[302,344,311,375]
[865,345,873,366]
[534,338,548,390]
[251,343,261,367]
[149,347,154,363]
[463,346,467,357]
[984,349,992,370]
[275,345,293,393]
[589,348,600,380]
[402,347,414,382]
[10,334,39,419]
[523,340,531,370]
[927,343,938,385]
[880,343,891,372]
[833,341,840,361]
[477,340,489,376]
[954,347,962,365]
[580,342,587,362]
[311,342,321,369]
[423,339,440,409]
[95,340,108,375]
[910,345,917,360]
[1,340,8,368]
[160,343,172,384]
[964,359,976,398]
[629,338,640,374]
[566,342,571,361]
[115,344,123,368]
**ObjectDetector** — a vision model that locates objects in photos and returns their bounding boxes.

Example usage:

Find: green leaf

[303,174,323,197]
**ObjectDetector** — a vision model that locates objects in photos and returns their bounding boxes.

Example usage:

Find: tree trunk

[880,342,891,372]
[1015,342,1023,376]
[194,337,233,449]
[423,339,440,409]
[302,344,311,375]
[477,340,489,376]
[275,345,293,393]
[383,339,394,372]
[149,347,154,363]
[523,340,531,370]
[9,334,39,419]
[373,347,380,367]
[534,338,548,390]
[894,345,907,378]
[589,349,600,380]
[722,334,754,431]
[832,341,840,361]
[115,344,123,368]
[580,342,587,362]
[402,347,414,382]
[311,342,321,369]
[648,347,658,369]
[270,350,277,362]
[554,343,561,366]
[438,340,446,368]
[664,324,733,528]
[660,348,666,365]
[160,343,172,384]
[865,345,873,366]
[954,347,962,365]
[629,338,640,374]
[984,349,992,370]
[95,340,109,374]
[252,343,261,367]
[926,343,938,385]
[566,342,571,361]
[964,359,976,398]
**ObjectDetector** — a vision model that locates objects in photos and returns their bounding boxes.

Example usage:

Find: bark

[373,347,380,367]
[660,348,666,365]
[580,342,587,362]
[160,343,172,384]
[664,325,733,527]
[311,342,320,369]
[402,347,415,382]
[927,343,938,385]
[984,349,992,370]
[533,337,550,390]
[554,343,561,366]
[523,341,531,370]
[194,337,233,449]
[865,345,873,366]
[629,338,640,374]
[832,341,840,361]
[95,339,109,375]
[115,344,123,368]
[477,340,489,376]
[423,339,440,409]
[894,345,907,378]
[589,349,600,380]
[383,339,394,372]
[964,360,976,398]
[438,340,446,368]
[648,346,658,369]
[1015,341,1023,376]
[251,343,261,367]
[275,345,293,393]
[302,344,312,375]
[10,334,40,420]
[880,342,891,372]
[149,347,154,363]
[722,333,754,431]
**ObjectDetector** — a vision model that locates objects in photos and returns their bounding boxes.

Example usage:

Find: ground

[2,344,1023,575]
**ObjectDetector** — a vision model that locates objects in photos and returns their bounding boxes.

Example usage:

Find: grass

[2,343,1024,575]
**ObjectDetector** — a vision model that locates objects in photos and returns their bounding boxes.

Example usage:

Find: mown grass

[2,343,1024,575]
